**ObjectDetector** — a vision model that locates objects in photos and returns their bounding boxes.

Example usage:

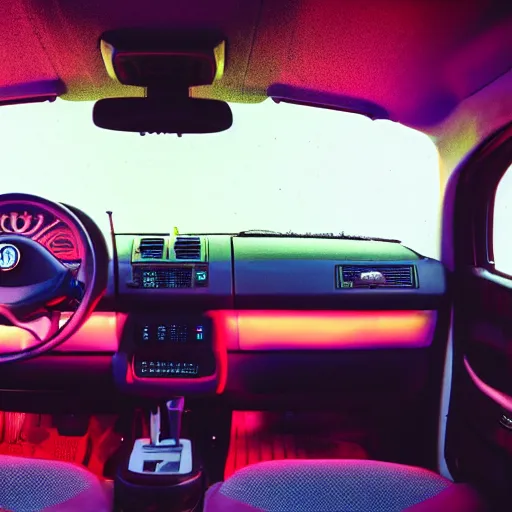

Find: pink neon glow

[0,325,35,352]
[205,311,234,393]
[464,357,512,412]
[234,310,436,351]
[54,312,122,352]
[0,310,435,354]
[0,312,121,353]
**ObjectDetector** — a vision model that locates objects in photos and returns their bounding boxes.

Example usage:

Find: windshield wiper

[237,230,401,243]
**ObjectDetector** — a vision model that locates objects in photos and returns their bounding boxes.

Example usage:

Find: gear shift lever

[146,397,185,449]
[165,397,185,447]
[149,405,161,446]
[130,397,192,475]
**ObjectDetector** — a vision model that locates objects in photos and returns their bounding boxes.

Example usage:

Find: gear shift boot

[128,438,192,475]
[117,396,204,511]
[128,397,190,475]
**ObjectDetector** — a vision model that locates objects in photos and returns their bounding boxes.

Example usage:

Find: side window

[493,163,512,275]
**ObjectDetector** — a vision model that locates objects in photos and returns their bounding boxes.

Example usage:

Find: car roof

[0,0,511,129]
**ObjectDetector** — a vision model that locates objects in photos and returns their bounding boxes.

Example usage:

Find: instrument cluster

[0,205,80,262]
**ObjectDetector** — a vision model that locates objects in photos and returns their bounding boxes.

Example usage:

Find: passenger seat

[204,459,487,511]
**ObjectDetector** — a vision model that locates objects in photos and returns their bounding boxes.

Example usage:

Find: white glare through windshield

[1,99,440,258]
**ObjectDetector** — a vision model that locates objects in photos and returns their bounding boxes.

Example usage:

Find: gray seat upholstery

[0,455,112,512]
[205,459,487,512]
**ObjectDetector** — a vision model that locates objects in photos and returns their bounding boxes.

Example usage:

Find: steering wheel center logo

[0,243,20,271]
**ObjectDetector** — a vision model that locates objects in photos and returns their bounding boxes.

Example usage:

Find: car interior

[0,0,511,511]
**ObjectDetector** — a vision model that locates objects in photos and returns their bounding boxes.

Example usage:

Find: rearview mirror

[93,97,233,135]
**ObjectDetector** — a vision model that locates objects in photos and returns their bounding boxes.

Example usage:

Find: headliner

[0,0,511,129]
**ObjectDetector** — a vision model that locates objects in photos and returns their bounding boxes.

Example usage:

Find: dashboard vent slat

[138,238,165,259]
[174,236,202,260]
[338,265,416,288]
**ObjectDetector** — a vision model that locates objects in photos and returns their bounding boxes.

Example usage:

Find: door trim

[464,357,512,413]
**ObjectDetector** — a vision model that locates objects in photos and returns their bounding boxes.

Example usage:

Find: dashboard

[85,232,444,398]
[0,213,448,405]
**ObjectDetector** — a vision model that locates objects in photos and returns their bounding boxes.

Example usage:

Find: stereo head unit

[131,316,215,380]
[136,319,211,345]
[129,264,209,289]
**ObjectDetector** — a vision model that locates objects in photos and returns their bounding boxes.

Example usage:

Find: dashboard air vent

[138,238,165,259]
[337,265,416,288]
[174,236,202,260]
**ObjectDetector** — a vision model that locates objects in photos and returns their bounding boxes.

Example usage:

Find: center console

[113,312,226,397]
[133,316,215,380]
[112,312,225,511]
[111,309,228,509]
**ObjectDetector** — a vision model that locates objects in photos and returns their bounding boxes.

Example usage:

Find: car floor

[224,411,370,479]
[0,411,122,478]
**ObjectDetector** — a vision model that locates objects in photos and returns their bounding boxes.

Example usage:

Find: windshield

[1,99,439,258]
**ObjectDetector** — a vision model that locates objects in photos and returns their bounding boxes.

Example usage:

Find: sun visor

[268,84,390,120]
[0,80,64,107]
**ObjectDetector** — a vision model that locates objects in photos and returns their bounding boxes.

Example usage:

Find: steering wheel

[0,193,107,363]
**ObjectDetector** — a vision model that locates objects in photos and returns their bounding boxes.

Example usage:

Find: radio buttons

[136,360,200,378]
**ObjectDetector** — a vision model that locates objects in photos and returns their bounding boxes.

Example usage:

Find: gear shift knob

[165,397,185,447]
[149,406,161,446]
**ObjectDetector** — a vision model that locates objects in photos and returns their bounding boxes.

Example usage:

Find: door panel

[446,128,512,506]
[447,264,512,503]
[460,268,512,396]
[465,357,512,412]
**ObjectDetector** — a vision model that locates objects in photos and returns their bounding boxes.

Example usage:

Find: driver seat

[0,455,112,512]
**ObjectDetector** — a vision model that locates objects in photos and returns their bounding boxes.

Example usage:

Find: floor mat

[225,411,368,479]
[0,413,88,463]
[0,412,121,477]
